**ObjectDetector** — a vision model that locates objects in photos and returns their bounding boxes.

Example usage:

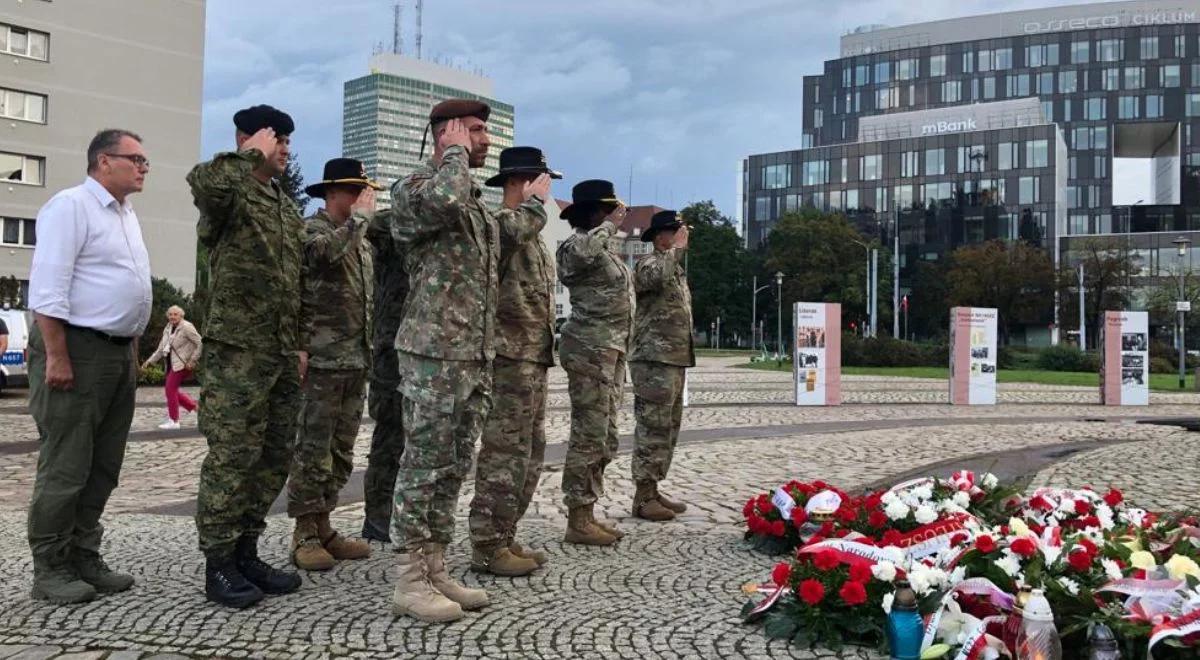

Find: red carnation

[848,563,872,583]
[951,533,968,547]
[835,528,851,538]
[771,520,787,537]
[882,530,903,546]
[772,561,792,586]
[743,499,756,517]
[1010,537,1037,557]
[1104,489,1124,507]
[1077,538,1098,556]
[868,510,888,528]
[799,578,826,605]
[837,506,859,524]
[813,549,840,571]
[1031,495,1053,511]
[807,534,826,546]
[747,515,762,534]
[1067,550,1093,572]
[813,480,829,490]
[790,507,809,526]
[818,521,835,537]
[839,579,868,606]
[1074,500,1092,515]
[756,495,773,514]
[975,535,997,554]
[1082,515,1100,529]
[865,493,883,509]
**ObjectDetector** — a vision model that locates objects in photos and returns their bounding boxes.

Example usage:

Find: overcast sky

[201,0,1097,220]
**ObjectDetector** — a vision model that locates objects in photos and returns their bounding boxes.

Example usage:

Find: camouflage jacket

[299,208,374,370]
[391,145,499,362]
[495,200,555,366]
[366,209,408,388]
[631,247,695,367]
[189,149,303,354]
[556,219,634,353]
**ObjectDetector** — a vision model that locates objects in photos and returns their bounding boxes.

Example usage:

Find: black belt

[66,324,135,346]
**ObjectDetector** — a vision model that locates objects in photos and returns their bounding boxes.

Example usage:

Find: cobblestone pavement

[0,357,1197,659]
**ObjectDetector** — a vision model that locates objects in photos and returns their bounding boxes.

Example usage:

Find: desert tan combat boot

[633,483,676,522]
[392,547,463,623]
[470,545,539,576]
[508,539,548,567]
[316,512,371,560]
[564,504,618,546]
[292,514,336,571]
[656,489,688,514]
[424,543,489,610]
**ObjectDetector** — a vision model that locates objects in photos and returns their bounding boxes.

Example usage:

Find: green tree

[277,150,309,211]
[764,209,891,345]
[945,239,1054,345]
[138,277,192,362]
[1057,238,1138,349]
[0,275,23,309]
[904,259,950,341]
[680,201,753,347]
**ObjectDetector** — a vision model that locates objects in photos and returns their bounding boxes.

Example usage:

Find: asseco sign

[1022,10,1197,34]
[920,118,977,136]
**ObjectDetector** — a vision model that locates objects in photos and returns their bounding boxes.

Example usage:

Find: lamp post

[1172,236,1191,390]
[776,271,784,358]
[751,275,772,352]
[851,238,873,337]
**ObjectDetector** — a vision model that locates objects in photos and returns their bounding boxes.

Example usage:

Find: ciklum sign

[1022,10,1197,34]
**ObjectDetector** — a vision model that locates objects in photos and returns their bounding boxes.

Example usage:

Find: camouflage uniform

[390,144,499,549]
[288,209,373,517]
[362,210,408,541]
[189,148,303,559]
[557,219,634,509]
[630,247,694,487]
[467,199,553,552]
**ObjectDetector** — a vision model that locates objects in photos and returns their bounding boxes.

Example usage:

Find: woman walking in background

[142,305,202,429]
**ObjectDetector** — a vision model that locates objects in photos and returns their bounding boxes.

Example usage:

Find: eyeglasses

[106,153,150,169]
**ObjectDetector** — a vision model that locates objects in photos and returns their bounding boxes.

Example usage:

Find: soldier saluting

[629,210,693,521]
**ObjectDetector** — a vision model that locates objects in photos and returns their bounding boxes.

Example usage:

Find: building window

[942,80,962,103]
[1019,177,1040,204]
[1163,64,1181,87]
[1094,155,1108,178]
[994,48,1012,70]
[841,67,852,88]
[754,195,771,220]
[860,154,882,181]
[801,160,828,186]
[958,145,985,173]
[874,61,890,84]
[1084,97,1106,120]
[897,58,919,80]
[1063,98,1073,121]
[813,108,823,129]
[997,142,1018,170]
[1059,69,1078,93]
[840,158,847,183]
[1026,139,1049,168]
[0,87,47,123]
[924,148,945,176]
[1097,39,1123,62]
[1036,72,1053,95]
[875,86,898,110]
[961,51,974,74]
[1,217,35,247]
[1147,94,1163,119]
[1006,73,1030,98]
[1176,34,1186,58]
[1124,66,1144,90]
[1026,43,1059,67]
[1140,36,1159,60]
[978,49,992,72]
[900,150,918,178]
[1071,40,1090,64]
[981,76,996,99]
[0,23,49,61]
[929,54,946,77]
[555,304,563,316]
[1187,93,1200,117]
[1118,96,1139,119]
[0,151,44,185]
[1042,100,1054,121]
[761,164,791,189]
[855,63,870,86]
[846,188,859,210]
[1101,67,1120,91]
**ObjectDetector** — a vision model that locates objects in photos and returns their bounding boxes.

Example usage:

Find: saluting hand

[352,187,377,216]
[522,173,552,203]
[437,118,472,153]
[673,224,690,250]
[604,203,628,229]
[242,127,278,161]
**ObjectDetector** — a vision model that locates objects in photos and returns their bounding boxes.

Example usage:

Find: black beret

[233,104,295,136]
[429,98,490,124]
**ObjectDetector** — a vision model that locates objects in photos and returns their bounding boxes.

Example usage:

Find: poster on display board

[793,302,841,406]
[1100,311,1149,406]
[949,307,998,405]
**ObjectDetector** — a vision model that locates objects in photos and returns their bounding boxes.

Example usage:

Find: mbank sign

[920,118,977,136]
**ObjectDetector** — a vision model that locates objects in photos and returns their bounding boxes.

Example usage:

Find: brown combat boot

[508,540,548,567]
[292,514,336,571]
[633,483,675,521]
[424,543,488,610]
[563,505,618,546]
[316,512,371,560]
[657,489,688,514]
[470,545,539,577]
[391,547,463,623]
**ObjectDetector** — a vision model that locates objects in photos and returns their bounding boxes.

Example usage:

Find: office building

[0,0,206,301]
[343,53,515,206]
[743,0,1200,343]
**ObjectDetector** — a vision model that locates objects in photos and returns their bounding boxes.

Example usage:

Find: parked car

[0,308,31,392]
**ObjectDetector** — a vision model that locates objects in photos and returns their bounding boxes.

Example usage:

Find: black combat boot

[204,556,263,609]
[234,536,301,595]
[361,517,391,543]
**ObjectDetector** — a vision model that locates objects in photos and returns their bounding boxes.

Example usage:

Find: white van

[0,309,31,391]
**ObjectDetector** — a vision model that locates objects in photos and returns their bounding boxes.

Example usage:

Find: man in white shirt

[25,129,153,604]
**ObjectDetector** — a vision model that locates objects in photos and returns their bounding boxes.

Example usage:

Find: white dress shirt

[28,176,153,337]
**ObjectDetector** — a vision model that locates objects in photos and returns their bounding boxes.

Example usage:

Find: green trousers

[27,323,137,564]
[629,362,686,485]
[287,367,367,517]
[362,380,405,539]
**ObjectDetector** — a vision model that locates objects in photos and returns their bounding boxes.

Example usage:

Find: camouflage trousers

[362,379,405,540]
[468,356,548,551]
[287,367,367,517]
[391,353,491,550]
[559,336,625,509]
[196,340,300,558]
[629,362,685,485]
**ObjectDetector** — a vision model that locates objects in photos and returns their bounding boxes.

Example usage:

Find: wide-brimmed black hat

[233,104,294,136]
[560,179,625,221]
[485,147,563,187]
[304,158,383,199]
[641,210,682,242]
[419,98,492,158]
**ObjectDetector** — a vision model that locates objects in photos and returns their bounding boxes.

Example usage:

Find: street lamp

[851,238,874,337]
[751,275,772,352]
[776,271,784,359]
[1172,235,1191,390]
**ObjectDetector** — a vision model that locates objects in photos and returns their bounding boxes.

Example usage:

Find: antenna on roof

[392,2,402,54]
[416,0,424,60]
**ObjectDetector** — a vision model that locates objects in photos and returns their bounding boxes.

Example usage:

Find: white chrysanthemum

[881,592,895,614]
[881,491,899,506]
[871,561,897,583]
[1057,576,1081,596]
[1101,558,1123,581]
[1041,544,1062,566]
[949,565,967,585]
[1057,497,1077,513]
[1124,508,1148,528]
[982,473,999,489]
[882,546,906,565]
[915,505,938,525]
[1096,504,1115,531]
[995,552,1022,578]
[912,485,934,502]
[885,499,911,521]
[953,491,971,509]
